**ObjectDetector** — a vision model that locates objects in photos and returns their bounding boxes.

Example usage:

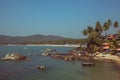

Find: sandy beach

[5,44,80,47]
[95,54,120,68]
[111,57,120,68]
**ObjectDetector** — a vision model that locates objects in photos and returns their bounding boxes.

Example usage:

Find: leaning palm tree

[87,26,94,33]
[95,21,102,35]
[103,22,108,36]
[107,19,112,34]
[113,21,119,33]
[82,29,88,36]
[107,19,112,27]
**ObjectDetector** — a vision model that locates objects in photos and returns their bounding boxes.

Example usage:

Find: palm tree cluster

[82,19,119,37]
[82,19,120,53]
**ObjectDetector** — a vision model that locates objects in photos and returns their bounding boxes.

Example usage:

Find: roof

[102,43,110,46]
[103,46,109,49]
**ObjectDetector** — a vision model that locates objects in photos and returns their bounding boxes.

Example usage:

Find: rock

[64,57,69,61]
[1,53,27,61]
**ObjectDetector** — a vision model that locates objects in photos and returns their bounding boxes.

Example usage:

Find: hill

[0,34,66,45]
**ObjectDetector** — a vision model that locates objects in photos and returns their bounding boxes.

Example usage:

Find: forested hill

[0,34,66,44]
[0,34,83,45]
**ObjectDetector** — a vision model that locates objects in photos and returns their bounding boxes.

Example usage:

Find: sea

[0,45,120,80]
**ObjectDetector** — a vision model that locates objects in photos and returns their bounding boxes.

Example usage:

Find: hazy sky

[0,0,120,38]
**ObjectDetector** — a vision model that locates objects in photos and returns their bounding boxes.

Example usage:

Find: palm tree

[88,30,99,38]
[87,26,93,33]
[113,21,119,33]
[108,19,112,27]
[107,19,112,34]
[103,22,108,36]
[82,29,88,36]
[95,21,102,35]
[113,21,119,28]
[87,31,101,50]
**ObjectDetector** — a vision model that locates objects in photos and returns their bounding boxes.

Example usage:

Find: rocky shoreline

[1,47,120,68]
[40,48,120,68]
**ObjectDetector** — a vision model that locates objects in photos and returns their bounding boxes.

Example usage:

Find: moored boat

[82,62,95,66]
[37,65,47,70]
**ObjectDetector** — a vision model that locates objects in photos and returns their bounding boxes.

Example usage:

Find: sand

[95,54,120,67]
[5,44,79,47]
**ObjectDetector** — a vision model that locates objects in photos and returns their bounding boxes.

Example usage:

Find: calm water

[0,46,120,80]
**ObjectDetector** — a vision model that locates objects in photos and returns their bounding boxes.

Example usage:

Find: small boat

[82,62,95,66]
[37,65,47,70]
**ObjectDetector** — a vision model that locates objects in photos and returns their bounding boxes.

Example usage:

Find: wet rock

[1,53,27,61]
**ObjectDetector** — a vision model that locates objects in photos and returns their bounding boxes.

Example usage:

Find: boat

[82,62,95,66]
[37,65,47,70]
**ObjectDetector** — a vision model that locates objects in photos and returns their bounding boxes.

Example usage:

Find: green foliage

[113,21,119,28]
[82,29,88,36]
[81,19,120,53]
[95,21,102,35]
[103,22,109,35]
[108,19,112,27]
[87,26,94,33]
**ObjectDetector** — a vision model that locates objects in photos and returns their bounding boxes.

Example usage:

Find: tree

[103,22,108,35]
[113,21,119,28]
[87,26,93,33]
[107,19,112,27]
[87,31,101,52]
[88,30,99,38]
[107,19,112,34]
[81,19,120,54]
[95,21,102,35]
[113,21,119,33]
[82,29,88,36]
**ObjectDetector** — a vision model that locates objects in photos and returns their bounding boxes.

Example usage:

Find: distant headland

[0,34,83,45]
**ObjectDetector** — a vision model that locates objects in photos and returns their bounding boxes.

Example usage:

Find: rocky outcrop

[1,53,27,61]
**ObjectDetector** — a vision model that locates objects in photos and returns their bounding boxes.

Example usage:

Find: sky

[0,0,120,38]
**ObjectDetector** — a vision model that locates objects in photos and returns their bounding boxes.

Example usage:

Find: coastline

[95,54,120,68]
[111,57,120,68]
[2,44,79,47]
[1,44,120,68]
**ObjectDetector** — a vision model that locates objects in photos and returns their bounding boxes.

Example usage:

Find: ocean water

[0,46,120,80]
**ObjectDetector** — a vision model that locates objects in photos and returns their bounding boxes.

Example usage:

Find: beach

[95,54,120,68]
[111,57,120,68]
[5,44,80,47]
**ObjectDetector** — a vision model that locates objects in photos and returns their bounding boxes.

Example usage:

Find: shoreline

[1,44,79,47]
[111,57,120,69]
[1,44,120,68]
[95,54,120,68]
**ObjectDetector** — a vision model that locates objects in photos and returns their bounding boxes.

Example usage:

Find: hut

[102,43,111,52]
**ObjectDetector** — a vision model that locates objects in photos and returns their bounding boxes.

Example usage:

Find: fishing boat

[82,62,95,66]
[37,65,47,70]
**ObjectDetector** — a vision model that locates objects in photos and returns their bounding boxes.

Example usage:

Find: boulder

[1,53,27,61]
